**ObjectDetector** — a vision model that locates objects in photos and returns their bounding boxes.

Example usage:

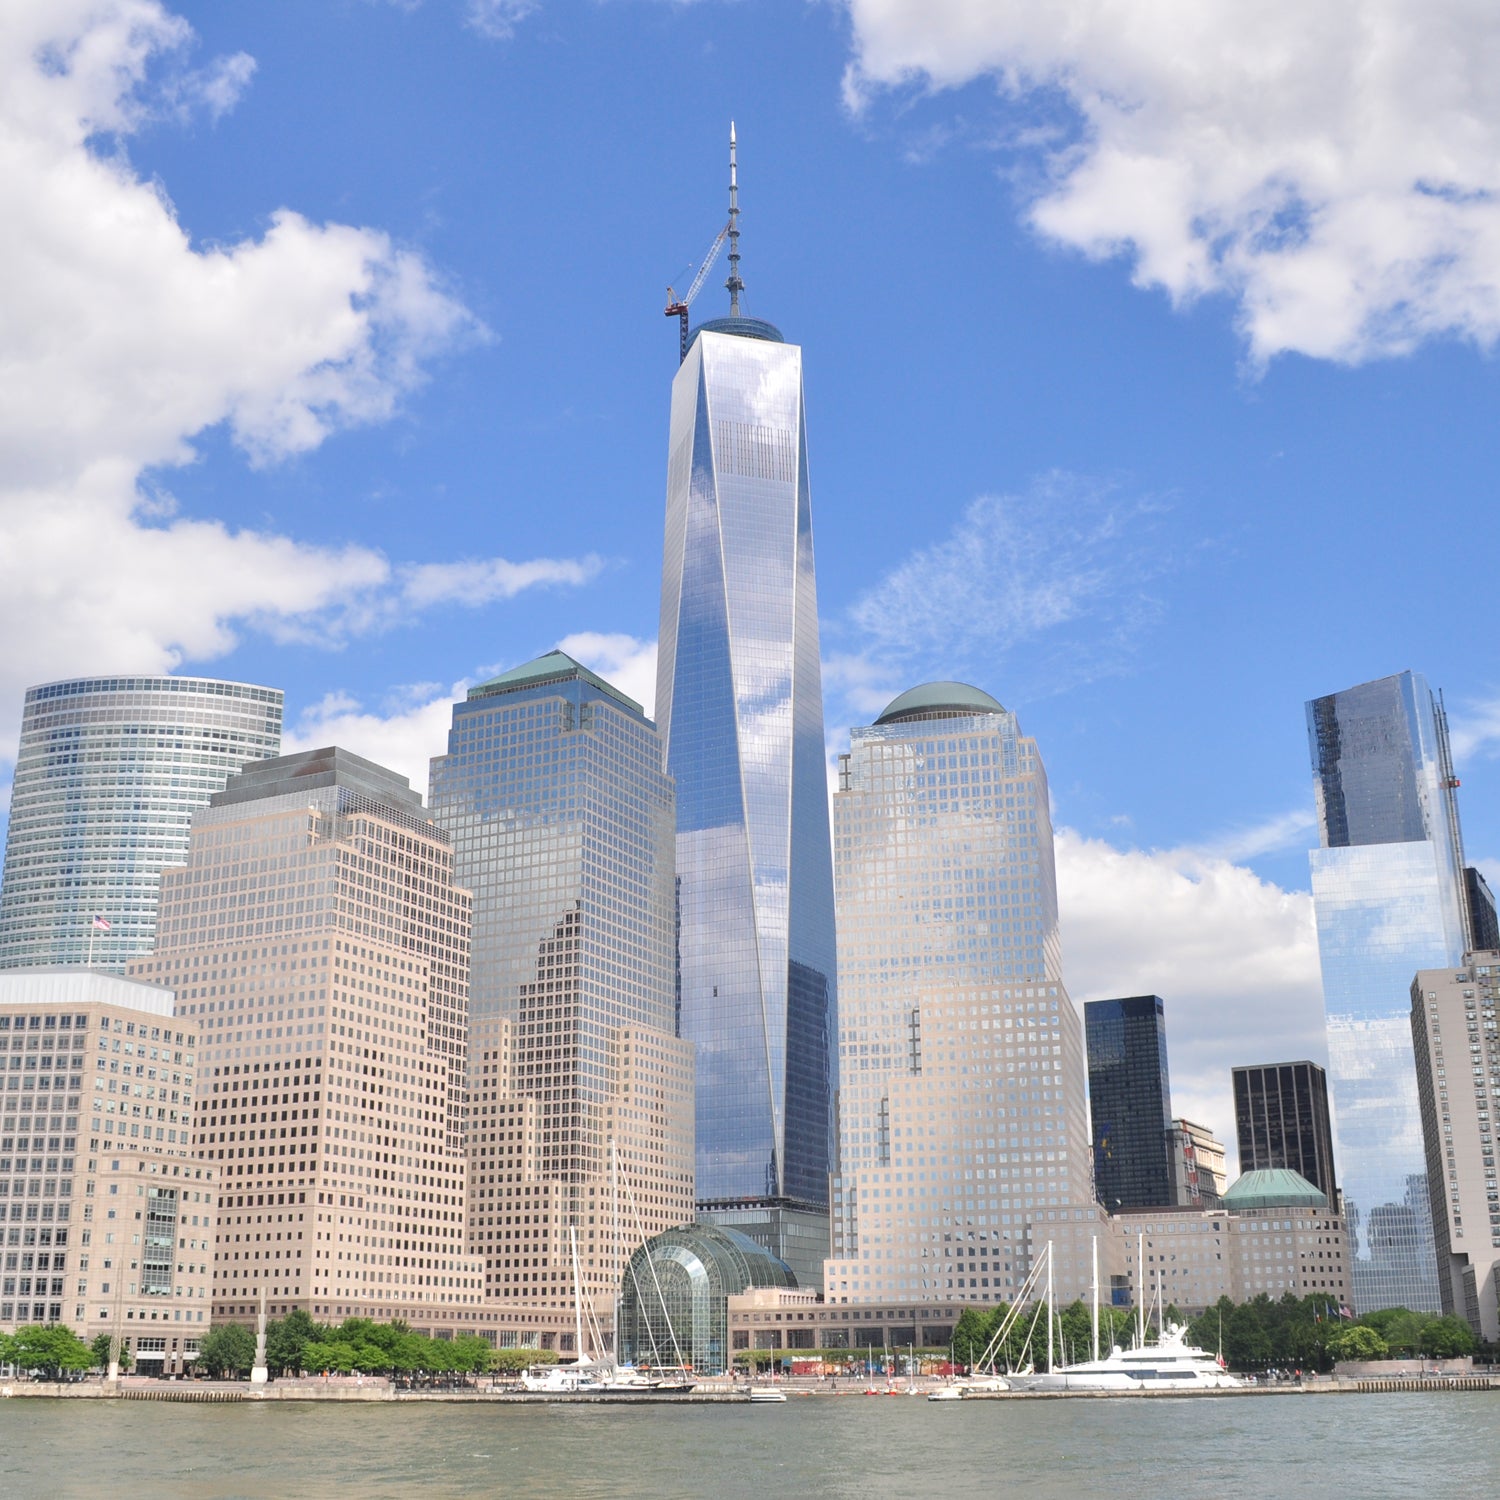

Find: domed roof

[875,681,1006,726]
[1222,1167,1328,1212]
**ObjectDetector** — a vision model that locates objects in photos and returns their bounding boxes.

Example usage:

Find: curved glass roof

[689,316,784,349]
[875,681,1006,726]
[1221,1167,1328,1211]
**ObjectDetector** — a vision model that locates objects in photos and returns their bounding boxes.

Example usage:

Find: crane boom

[665,222,730,362]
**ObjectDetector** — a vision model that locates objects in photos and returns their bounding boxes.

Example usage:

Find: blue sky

[6,0,1500,1150]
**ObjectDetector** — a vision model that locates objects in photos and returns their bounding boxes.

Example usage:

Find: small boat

[747,1386,787,1402]
[927,1385,964,1402]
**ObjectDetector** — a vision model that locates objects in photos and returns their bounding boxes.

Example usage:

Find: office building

[1411,955,1500,1341]
[1233,1061,1338,1202]
[1467,869,1500,952]
[1169,1118,1227,1208]
[654,143,837,1287]
[822,682,1090,1305]
[1086,996,1175,1210]
[0,676,283,972]
[0,969,216,1375]
[1307,670,1469,1312]
[127,747,485,1332]
[428,653,694,1321]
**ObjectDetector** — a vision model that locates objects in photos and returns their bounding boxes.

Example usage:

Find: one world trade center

[654,129,837,1288]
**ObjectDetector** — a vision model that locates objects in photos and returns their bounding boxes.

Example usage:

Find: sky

[5,0,1500,1165]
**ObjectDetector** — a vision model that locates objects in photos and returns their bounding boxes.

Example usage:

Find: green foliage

[89,1332,132,1373]
[4,1323,94,1379]
[1327,1325,1388,1361]
[952,1306,991,1368]
[1419,1316,1476,1359]
[489,1346,553,1375]
[265,1308,318,1376]
[197,1323,258,1379]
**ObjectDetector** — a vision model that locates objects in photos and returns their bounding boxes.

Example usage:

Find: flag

[92,915,111,932]
[1339,1304,1354,1320]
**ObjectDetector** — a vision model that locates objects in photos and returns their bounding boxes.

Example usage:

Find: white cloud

[465,0,537,40]
[1448,693,1500,765]
[286,684,463,799]
[843,0,1500,364]
[0,4,597,766]
[1056,827,1324,1175]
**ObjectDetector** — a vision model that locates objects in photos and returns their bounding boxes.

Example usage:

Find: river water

[3,1391,1496,1499]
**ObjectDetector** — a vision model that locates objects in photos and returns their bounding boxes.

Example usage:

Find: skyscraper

[1411,954,1500,1341]
[128,747,482,1329]
[1307,670,1469,1312]
[822,683,1090,1306]
[654,138,837,1288]
[427,653,694,1315]
[0,676,283,972]
[1232,1060,1338,1202]
[1085,995,1175,1210]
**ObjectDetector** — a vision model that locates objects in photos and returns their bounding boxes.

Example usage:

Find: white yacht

[1005,1324,1244,1393]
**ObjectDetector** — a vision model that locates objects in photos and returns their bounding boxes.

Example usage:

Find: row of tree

[194,1310,557,1380]
[946,1292,1483,1373]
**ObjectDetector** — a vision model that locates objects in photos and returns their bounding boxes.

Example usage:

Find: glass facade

[0,676,283,972]
[1085,996,1175,1210]
[655,326,837,1219]
[1232,1060,1338,1201]
[428,654,693,1311]
[1307,670,1467,1313]
[822,686,1091,1306]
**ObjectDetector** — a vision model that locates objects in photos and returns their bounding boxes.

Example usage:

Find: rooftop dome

[1221,1167,1328,1212]
[688,316,784,350]
[875,681,1006,726]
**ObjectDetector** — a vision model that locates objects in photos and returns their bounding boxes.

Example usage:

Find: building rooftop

[688,316,784,350]
[466,650,643,717]
[874,681,1006,726]
[0,968,175,1015]
[211,746,423,811]
[1221,1167,1328,1212]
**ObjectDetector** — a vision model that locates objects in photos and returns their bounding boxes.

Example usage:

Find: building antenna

[726,121,744,316]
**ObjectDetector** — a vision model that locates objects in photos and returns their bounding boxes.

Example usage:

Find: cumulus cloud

[465,0,538,40]
[843,0,1500,364]
[1056,827,1324,1174]
[287,684,464,799]
[0,4,596,764]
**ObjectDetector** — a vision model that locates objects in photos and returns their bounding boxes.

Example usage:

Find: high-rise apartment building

[1411,954,1500,1341]
[0,676,283,972]
[1233,1060,1338,1202]
[128,747,484,1331]
[822,683,1090,1305]
[1168,1118,1227,1208]
[654,152,837,1288]
[428,653,694,1319]
[1467,869,1500,952]
[1306,670,1469,1312]
[0,970,216,1376]
[1085,996,1175,1210]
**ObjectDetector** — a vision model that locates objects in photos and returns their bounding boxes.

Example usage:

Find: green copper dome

[875,681,1006,726]
[1221,1168,1328,1212]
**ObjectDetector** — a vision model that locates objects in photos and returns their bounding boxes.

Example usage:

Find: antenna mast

[726,121,743,315]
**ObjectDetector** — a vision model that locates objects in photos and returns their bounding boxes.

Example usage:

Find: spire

[726,121,744,316]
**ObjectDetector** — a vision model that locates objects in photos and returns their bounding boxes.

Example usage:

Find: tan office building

[0,969,216,1373]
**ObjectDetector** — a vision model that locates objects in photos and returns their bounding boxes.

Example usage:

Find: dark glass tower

[654,140,837,1287]
[1086,995,1174,1210]
[1232,1061,1339,1201]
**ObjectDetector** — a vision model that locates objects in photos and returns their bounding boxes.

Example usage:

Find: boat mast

[1090,1234,1099,1363]
[570,1226,585,1365]
[1136,1231,1145,1349]
[611,1138,619,1363]
[1045,1241,1054,1375]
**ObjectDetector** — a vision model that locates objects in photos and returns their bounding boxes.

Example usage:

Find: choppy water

[2,1391,1496,1500]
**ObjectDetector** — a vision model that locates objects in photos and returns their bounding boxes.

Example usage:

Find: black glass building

[1232,1060,1339,1202]
[1086,995,1174,1210]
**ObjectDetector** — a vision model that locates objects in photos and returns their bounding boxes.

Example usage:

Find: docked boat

[1005,1324,1243,1393]
[747,1386,787,1402]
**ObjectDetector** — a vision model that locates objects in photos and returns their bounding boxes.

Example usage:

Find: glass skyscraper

[1085,995,1175,1210]
[427,652,694,1312]
[822,683,1090,1306]
[1233,1060,1338,1202]
[655,302,838,1288]
[1307,670,1469,1313]
[0,676,283,972]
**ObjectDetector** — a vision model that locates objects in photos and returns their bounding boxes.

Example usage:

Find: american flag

[91,915,111,932]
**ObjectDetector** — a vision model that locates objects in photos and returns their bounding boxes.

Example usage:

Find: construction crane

[664,222,729,363]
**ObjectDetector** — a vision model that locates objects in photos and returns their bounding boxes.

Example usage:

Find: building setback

[823,682,1090,1306]
[0,676,283,972]
[1411,954,1500,1342]
[654,163,838,1287]
[1306,670,1469,1313]
[428,653,694,1329]
[1233,1061,1338,1202]
[1169,1118,1227,1209]
[0,970,216,1375]
[1085,996,1175,1211]
[129,747,485,1332]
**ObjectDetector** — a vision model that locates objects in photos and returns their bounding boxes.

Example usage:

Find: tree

[952,1306,992,1369]
[90,1332,132,1373]
[1327,1324,1388,1362]
[1420,1316,1476,1360]
[197,1323,258,1379]
[265,1308,318,1376]
[6,1323,93,1380]
[489,1346,551,1375]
